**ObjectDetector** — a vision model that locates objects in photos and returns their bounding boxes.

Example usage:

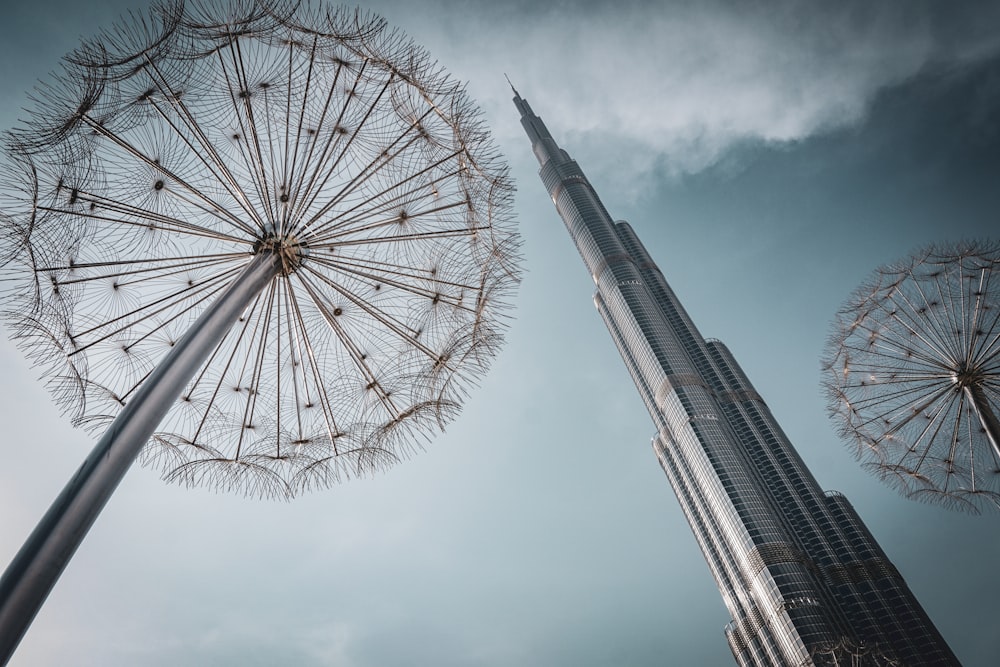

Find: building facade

[513,92,959,666]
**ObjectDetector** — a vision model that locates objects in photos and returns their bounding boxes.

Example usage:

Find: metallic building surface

[513,93,959,666]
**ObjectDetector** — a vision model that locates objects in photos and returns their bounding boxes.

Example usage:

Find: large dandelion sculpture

[823,242,1000,513]
[0,0,520,659]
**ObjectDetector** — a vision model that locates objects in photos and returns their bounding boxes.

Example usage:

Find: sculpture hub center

[951,362,982,388]
[253,229,309,275]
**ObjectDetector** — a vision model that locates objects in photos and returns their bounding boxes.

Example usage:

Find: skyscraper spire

[504,73,519,98]
[514,92,959,666]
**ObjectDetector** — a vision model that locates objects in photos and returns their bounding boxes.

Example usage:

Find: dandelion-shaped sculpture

[823,242,1000,513]
[0,0,519,660]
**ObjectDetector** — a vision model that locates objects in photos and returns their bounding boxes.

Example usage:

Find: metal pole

[0,250,281,665]
[965,384,1000,463]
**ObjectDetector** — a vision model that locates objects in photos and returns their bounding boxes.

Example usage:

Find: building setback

[512,91,959,666]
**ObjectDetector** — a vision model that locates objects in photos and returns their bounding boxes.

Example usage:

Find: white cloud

[382,0,1000,184]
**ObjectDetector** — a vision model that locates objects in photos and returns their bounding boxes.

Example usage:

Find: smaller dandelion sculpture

[823,241,1000,513]
[0,0,520,661]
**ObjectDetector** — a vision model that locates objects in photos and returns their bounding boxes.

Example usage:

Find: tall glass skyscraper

[513,91,959,666]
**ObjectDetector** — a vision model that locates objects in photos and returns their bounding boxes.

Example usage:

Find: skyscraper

[513,91,959,666]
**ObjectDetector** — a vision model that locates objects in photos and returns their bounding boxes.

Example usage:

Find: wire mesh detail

[823,241,1000,513]
[0,0,520,499]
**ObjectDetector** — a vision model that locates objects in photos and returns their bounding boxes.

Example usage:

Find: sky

[0,1,999,665]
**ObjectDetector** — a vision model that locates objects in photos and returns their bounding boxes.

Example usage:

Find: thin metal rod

[965,384,1000,463]
[0,251,282,665]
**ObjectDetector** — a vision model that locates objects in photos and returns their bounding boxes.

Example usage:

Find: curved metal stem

[964,384,1000,463]
[0,251,281,665]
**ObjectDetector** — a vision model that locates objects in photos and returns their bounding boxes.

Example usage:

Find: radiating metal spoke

[233,280,278,460]
[283,274,343,451]
[51,254,244,287]
[80,116,259,237]
[138,50,270,233]
[300,264,449,366]
[308,254,474,313]
[66,265,243,355]
[307,162,464,240]
[312,199,471,245]
[318,226,485,249]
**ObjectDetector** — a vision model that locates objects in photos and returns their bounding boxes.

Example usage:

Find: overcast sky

[1,1,999,665]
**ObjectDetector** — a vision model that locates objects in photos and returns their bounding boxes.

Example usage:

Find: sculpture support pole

[0,251,281,665]
[965,384,1000,463]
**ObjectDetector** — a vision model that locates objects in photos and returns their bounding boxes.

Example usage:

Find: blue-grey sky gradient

[1,1,998,665]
